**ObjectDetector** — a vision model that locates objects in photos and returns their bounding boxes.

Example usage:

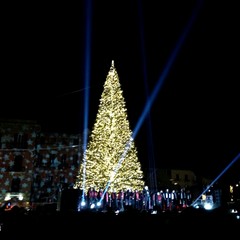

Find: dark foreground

[1,206,239,236]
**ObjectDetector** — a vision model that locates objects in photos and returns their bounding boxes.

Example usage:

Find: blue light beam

[138,0,157,192]
[133,0,203,138]
[191,152,240,207]
[81,0,92,202]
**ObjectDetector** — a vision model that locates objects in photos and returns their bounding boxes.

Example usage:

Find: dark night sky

[1,1,239,179]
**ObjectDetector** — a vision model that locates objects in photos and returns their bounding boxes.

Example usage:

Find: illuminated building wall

[0,119,82,208]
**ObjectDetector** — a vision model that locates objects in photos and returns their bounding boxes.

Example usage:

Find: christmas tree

[74,61,145,194]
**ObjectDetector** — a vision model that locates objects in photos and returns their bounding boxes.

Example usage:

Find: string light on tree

[74,61,145,194]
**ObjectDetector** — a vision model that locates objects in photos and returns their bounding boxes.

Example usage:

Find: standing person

[164,189,171,211]
[133,190,141,210]
[178,188,187,210]
[88,187,97,208]
[117,189,125,211]
[155,191,164,212]
[111,190,118,210]
[170,190,177,211]
[142,186,151,211]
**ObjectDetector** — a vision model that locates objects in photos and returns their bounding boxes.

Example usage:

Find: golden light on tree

[74,61,145,193]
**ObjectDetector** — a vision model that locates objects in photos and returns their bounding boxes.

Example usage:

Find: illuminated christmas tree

[74,61,145,194]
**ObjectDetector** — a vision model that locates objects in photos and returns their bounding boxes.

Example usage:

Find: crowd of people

[77,186,192,213]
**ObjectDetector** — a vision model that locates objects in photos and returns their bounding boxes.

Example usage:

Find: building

[0,119,83,209]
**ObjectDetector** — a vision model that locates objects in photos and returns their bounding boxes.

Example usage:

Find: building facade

[0,119,82,209]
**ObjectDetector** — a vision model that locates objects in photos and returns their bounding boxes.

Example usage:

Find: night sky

[1,1,239,179]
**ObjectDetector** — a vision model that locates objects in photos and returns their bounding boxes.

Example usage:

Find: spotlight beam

[191,152,240,207]
[132,0,203,138]
[81,0,93,202]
